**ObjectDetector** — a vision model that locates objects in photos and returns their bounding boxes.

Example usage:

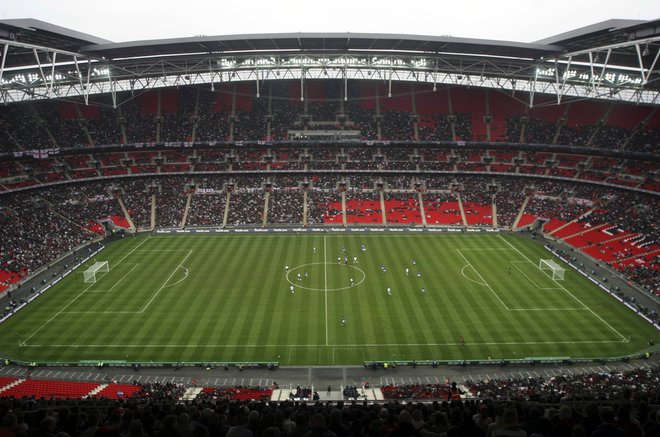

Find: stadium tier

[0,19,658,419]
[1,162,656,299]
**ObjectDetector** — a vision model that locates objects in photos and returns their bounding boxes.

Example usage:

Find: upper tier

[1,82,659,154]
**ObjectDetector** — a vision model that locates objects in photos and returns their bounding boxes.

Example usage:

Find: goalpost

[83,261,110,284]
[538,259,565,281]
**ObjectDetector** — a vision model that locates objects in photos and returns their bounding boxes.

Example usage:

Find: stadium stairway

[223,192,230,227]
[512,195,531,229]
[418,192,428,226]
[182,387,203,400]
[560,223,609,241]
[181,192,193,228]
[379,191,387,225]
[0,378,22,394]
[86,384,108,398]
[491,198,498,228]
[579,230,636,249]
[269,386,376,402]
[303,191,309,226]
[74,103,95,147]
[457,194,469,227]
[52,208,99,237]
[263,191,270,227]
[117,196,136,231]
[364,386,384,400]
[548,207,597,236]
[341,192,347,226]
[150,194,156,229]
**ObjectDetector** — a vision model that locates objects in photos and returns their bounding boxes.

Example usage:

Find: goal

[538,259,565,281]
[83,261,110,283]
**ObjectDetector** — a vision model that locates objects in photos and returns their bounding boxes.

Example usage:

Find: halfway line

[324,235,328,346]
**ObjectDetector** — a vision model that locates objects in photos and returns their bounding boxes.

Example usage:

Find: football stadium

[0,13,658,427]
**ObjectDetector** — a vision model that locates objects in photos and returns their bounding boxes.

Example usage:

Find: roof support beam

[0,43,8,84]
[1,49,659,106]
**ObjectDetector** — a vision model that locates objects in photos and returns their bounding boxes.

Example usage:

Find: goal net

[83,261,109,283]
[539,259,565,281]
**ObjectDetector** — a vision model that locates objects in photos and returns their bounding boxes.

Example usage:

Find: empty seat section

[1,379,99,399]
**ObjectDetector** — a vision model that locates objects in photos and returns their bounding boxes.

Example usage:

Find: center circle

[286,262,366,291]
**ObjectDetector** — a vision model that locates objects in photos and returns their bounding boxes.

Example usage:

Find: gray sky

[1,0,659,43]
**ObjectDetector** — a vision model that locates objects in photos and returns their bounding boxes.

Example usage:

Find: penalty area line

[456,249,510,310]
[21,236,151,345]
[139,250,193,313]
[498,235,628,342]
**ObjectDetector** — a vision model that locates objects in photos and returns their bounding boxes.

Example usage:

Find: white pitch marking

[458,248,519,251]
[324,235,328,346]
[86,263,140,294]
[285,262,366,291]
[133,249,192,252]
[140,250,193,313]
[498,235,627,341]
[456,249,509,310]
[23,236,151,344]
[22,339,627,348]
[460,264,487,286]
[510,260,546,289]
[162,267,189,289]
[63,311,139,314]
[508,308,587,311]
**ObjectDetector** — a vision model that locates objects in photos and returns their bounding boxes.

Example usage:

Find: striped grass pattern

[0,233,656,365]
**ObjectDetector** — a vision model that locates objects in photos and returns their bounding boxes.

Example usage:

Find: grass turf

[0,233,656,365]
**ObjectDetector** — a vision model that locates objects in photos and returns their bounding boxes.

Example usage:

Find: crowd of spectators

[380,176,413,190]
[121,103,156,144]
[582,191,659,238]
[1,140,654,203]
[233,100,268,141]
[0,168,657,292]
[381,111,414,140]
[86,97,123,146]
[524,197,587,224]
[32,102,89,149]
[0,191,97,274]
[618,263,660,296]
[505,115,658,155]
[120,180,155,230]
[2,83,660,153]
[0,105,54,151]
[41,182,125,228]
[268,190,304,224]
[226,192,266,226]
[306,191,341,225]
[194,91,230,142]
[154,177,188,228]
[187,194,227,227]
[458,177,494,205]
[492,178,530,228]
[0,366,658,437]
[467,367,658,403]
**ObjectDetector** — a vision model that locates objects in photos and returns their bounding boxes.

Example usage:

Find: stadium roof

[0,18,659,106]
[81,32,561,60]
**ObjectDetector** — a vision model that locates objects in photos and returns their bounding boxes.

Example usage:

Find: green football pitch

[0,233,657,365]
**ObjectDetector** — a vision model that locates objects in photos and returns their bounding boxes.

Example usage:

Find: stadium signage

[195,188,215,194]
[154,227,500,234]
